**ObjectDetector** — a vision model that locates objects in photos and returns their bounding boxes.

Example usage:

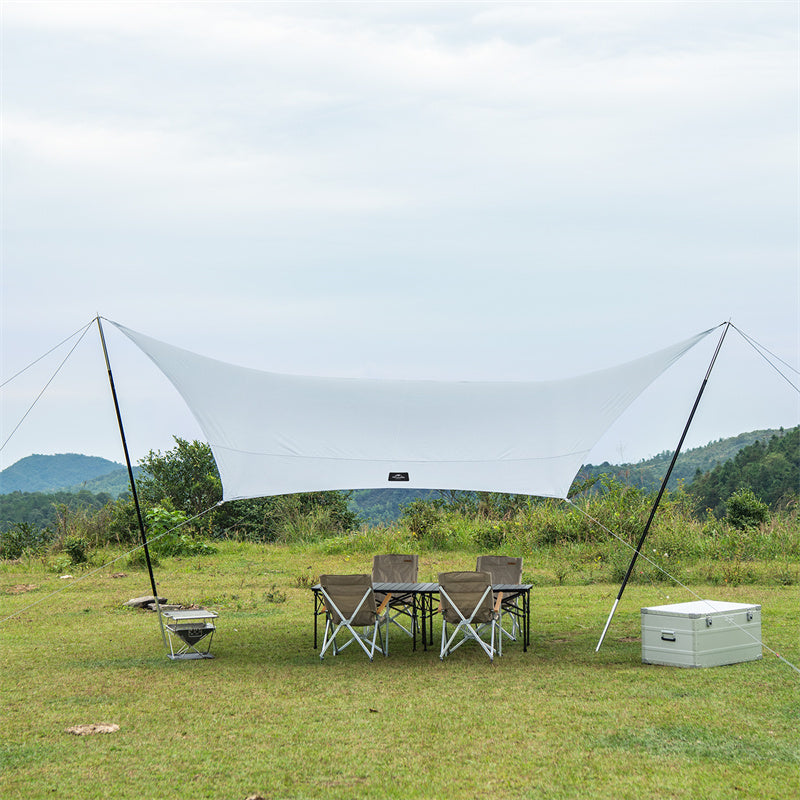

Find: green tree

[136,437,359,541]
[138,437,223,519]
[688,427,799,516]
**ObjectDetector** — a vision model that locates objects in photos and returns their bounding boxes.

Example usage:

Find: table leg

[523,589,530,652]
[313,591,320,649]
[421,593,427,651]
[412,595,418,652]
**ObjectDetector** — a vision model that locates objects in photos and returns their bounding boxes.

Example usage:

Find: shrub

[126,547,160,569]
[216,492,359,542]
[420,513,476,551]
[474,522,505,551]
[0,523,53,559]
[400,499,444,538]
[271,505,347,545]
[63,535,89,564]
[145,505,216,557]
[726,488,770,529]
[318,523,416,555]
[104,498,143,546]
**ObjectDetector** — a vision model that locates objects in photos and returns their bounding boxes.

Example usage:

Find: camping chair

[476,556,524,643]
[372,554,419,639]
[318,574,392,661]
[438,571,503,662]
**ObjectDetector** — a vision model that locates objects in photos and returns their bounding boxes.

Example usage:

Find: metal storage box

[641,600,761,668]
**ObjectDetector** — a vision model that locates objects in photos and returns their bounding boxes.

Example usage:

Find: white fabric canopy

[111,321,716,501]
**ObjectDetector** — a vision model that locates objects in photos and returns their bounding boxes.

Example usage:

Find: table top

[160,608,218,621]
[373,581,439,592]
[314,582,532,593]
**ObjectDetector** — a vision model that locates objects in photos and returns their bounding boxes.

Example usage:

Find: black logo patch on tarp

[388,472,409,482]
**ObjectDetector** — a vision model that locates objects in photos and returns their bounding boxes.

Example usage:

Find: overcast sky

[1,1,798,476]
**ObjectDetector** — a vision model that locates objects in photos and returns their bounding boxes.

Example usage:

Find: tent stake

[595,321,731,652]
[96,317,159,600]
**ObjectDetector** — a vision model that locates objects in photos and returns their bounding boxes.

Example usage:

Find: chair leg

[320,617,339,659]
[378,614,389,657]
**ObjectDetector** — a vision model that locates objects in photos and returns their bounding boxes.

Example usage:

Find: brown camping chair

[476,556,524,642]
[438,571,503,662]
[372,554,419,638]
[319,574,392,661]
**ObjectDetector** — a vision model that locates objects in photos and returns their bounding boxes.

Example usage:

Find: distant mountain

[63,467,141,497]
[349,489,440,525]
[349,428,795,522]
[575,428,794,494]
[0,453,129,495]
[2,428,793,521]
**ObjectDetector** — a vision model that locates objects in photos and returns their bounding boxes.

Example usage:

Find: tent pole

[595,321,731,652]
[96,317,159,600]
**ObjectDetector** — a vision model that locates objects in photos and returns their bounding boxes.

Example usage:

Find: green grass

[1,543,798,800]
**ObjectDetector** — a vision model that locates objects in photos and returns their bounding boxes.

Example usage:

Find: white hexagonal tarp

[111,321,715,502]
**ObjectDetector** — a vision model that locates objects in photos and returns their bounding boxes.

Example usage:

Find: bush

[319,524,417,555]
[269,504,351,545]
[400,499,444,538]
[105,499,143,546]
[0,522,53,559]
[126,547,160,569]
[419,513,474,551]
[726,488,770,529]
[63,535,89,564]
[215,492,359,542]
[474,523,505,550]
[145,505,216,557]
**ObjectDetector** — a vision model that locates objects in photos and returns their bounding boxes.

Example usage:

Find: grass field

[1,543,797,800]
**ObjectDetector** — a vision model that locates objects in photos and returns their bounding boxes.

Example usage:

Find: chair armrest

[377,593,393,615]
[494,591,504,613]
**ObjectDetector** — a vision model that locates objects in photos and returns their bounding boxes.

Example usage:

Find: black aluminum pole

[596,322,731,651]
[96,317,159,599]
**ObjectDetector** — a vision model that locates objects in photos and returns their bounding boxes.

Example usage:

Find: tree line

[1,427,796,548]
[686,427,798,517]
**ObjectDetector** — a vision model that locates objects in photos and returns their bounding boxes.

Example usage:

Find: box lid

[641,600,760,618]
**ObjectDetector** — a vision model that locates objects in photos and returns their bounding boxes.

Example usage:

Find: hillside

[687,426,799,516]
[0,454,126,494]
[1,428,793,526]
[349,488,440,525]
[349,428,794,522]
[574,428,791,494]
[63,467,141,497]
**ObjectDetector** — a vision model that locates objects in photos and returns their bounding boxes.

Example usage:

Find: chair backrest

[476,556,523,585]
[372,554,419,584]
[319,574,377,626]
[438,571,495,624]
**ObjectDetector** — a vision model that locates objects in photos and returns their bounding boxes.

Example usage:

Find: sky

[1,1,798,477]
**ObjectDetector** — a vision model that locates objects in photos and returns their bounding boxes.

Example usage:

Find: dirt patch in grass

[5,584,38,594]
[65,723,120,735]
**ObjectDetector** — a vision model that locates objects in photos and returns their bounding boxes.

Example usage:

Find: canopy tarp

[111,321,716,502]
